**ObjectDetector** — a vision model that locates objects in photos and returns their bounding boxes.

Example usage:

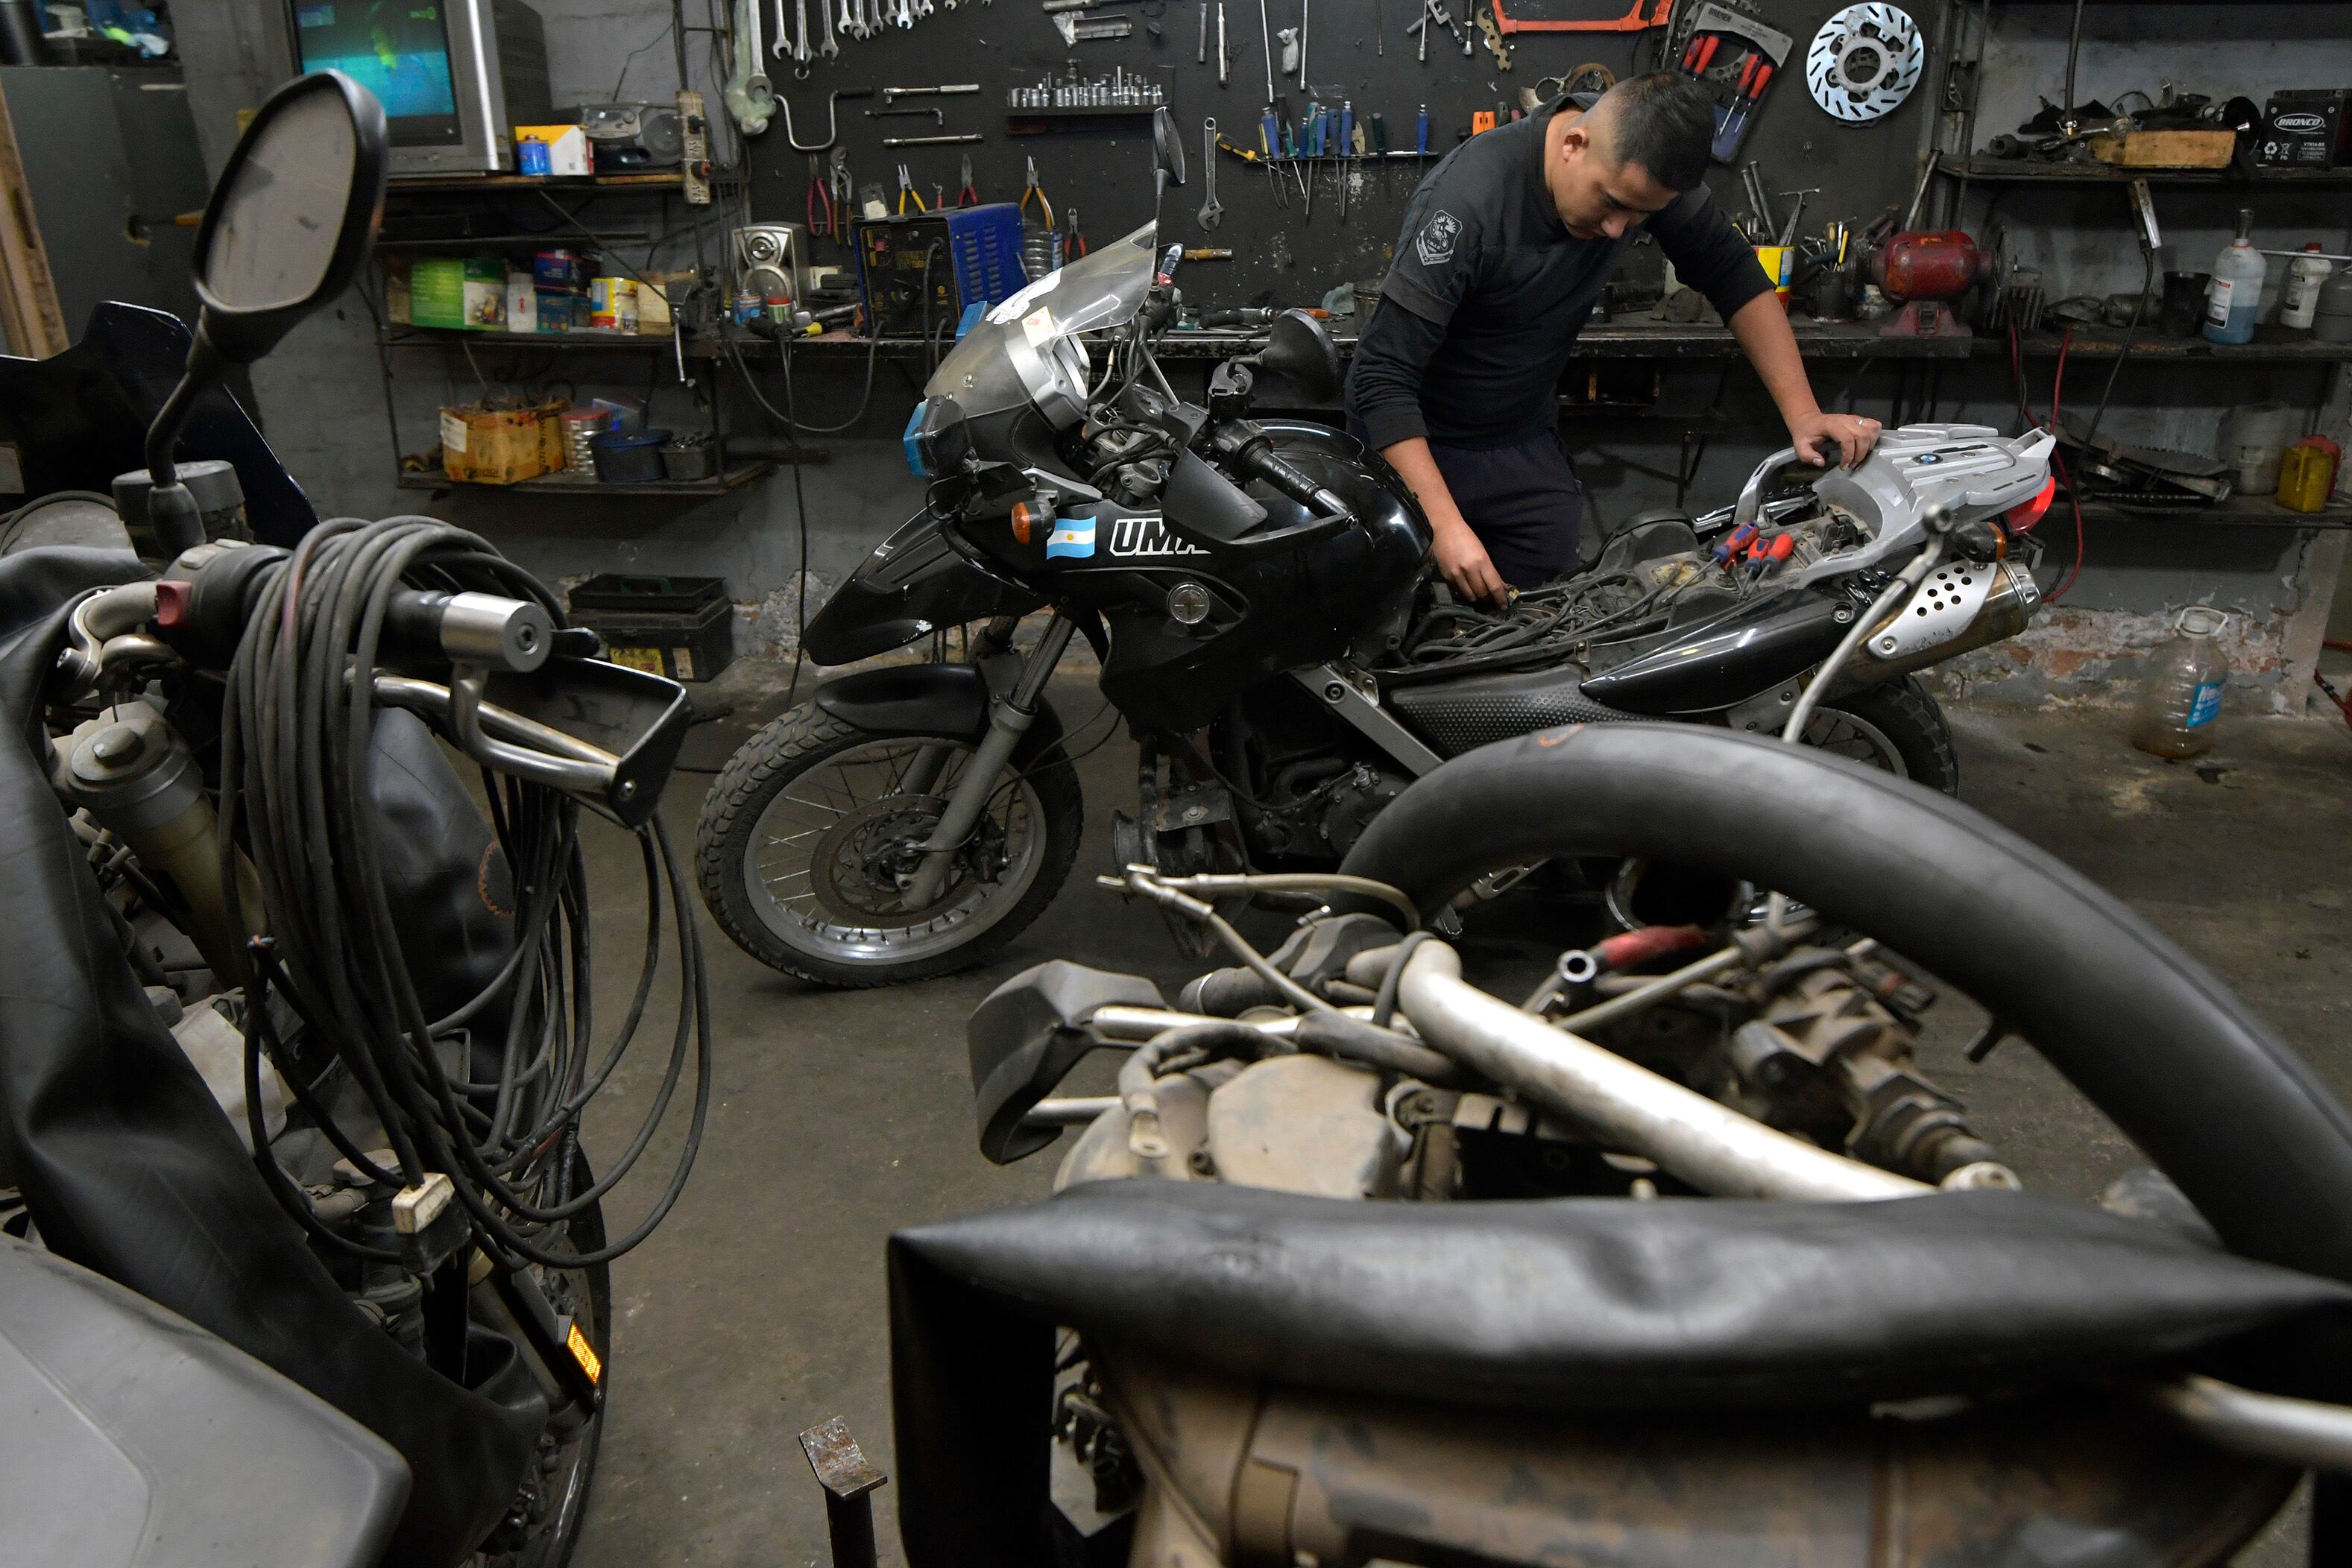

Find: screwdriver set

[1673,1,1793,163]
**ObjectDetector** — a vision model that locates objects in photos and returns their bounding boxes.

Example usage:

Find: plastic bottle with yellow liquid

[2130,606,2230,759]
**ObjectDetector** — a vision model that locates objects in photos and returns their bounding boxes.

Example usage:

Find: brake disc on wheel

[1806,2,1923,124]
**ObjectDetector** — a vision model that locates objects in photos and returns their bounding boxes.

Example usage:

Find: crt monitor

[290,2,461,145]
[288,0,551,176]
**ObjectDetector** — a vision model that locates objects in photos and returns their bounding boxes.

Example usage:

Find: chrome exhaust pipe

[1395,941,1926,1201]
[1853,557,2040,680]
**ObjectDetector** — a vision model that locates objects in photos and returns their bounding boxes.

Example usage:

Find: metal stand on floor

[799,1417,888,1568]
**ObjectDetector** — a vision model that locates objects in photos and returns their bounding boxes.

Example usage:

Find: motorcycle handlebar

[1235,442,1352,521]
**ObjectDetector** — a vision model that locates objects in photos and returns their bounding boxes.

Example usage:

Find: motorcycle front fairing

[803,508,1047,666]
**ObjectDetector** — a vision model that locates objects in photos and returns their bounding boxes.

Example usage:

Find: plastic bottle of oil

[2131,606,2230,758]
[2202,211,2266,346]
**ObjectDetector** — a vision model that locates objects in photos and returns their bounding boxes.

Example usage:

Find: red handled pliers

[955,153,979,207]
[806,153,838,242]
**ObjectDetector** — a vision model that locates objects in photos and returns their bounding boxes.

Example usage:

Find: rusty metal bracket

[800,1417,889,1568]
[1489,0,1671,34]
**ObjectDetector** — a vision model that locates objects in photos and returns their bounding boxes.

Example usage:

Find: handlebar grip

[1240,445,1351,519]
[382,590,555,674]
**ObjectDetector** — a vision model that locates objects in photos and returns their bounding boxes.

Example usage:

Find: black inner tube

[1338,723,2352,1290]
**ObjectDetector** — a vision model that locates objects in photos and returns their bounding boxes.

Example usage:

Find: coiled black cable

[215,516,709,1269]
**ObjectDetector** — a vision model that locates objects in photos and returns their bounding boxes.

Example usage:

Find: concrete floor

[563,676,2352,1568]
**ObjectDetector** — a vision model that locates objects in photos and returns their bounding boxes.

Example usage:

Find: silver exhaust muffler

[1853,557,2040,680]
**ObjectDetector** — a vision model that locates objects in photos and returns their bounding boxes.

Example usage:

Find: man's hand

[1789,410,1884,470]
[1432,516,1509,607]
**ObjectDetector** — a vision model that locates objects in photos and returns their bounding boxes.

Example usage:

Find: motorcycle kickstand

[901,611,1076,906]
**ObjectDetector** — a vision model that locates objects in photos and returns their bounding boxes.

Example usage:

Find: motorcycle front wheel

[696,701,1084,987]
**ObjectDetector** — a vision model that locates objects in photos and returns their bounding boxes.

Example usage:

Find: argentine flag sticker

[1044,517,1096,560]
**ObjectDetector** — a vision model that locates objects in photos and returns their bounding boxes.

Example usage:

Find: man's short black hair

[1592,72,1716,192]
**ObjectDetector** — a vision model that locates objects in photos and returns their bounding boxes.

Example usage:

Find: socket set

[1008,67,1166,108]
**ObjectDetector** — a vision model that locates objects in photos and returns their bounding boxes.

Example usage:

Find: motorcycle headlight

[903,395,969,478]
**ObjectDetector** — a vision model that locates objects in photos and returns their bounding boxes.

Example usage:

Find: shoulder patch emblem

[1415,209,1462,266]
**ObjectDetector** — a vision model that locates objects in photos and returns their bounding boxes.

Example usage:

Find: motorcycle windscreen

[0,302,317,543]
[924,223,1158,422]
[804,508,1046,666]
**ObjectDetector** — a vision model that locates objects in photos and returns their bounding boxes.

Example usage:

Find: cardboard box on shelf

[412,257,506,331]
[513,124,592,177]
[505,272,537,334]
[382,256,412,324]
[440,399,569,484]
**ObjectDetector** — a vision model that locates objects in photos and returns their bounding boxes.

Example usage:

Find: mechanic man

[1345,72,1882,604]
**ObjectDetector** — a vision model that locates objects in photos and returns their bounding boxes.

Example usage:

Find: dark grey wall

[173,0,2352,706]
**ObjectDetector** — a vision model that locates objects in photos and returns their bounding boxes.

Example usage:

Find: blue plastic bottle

[2203,209,2266,346]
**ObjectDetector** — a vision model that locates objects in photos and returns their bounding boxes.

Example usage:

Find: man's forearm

[1728,292,1820,426]
[1382,437,1469,536]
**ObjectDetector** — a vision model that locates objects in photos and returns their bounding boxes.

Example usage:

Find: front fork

[902,611,1076,906]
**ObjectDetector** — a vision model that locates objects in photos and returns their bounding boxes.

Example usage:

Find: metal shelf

[2066,492,2352,529]
[395,460,775,497]
[1937,155,2352,187]
[380,326,722,356]
[386,169,734,194]
[2007,329,2352,361]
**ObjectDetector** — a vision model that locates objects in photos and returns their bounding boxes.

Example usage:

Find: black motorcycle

[698,126,2058,987]
[1,72,705,1567]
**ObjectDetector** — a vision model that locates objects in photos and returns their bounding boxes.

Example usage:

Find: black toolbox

[567,574,734,683]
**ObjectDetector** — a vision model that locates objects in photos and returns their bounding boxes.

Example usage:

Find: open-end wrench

[838,0,857,37]
[895,0,912,28]
[745,0,775,112]
[819,0,839,57]
[1197,116,1223,229]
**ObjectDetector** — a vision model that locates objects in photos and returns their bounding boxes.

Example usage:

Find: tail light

[2006,476,2057,532]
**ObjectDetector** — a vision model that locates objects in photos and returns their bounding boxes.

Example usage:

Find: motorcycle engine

[1050,913,2010,1202]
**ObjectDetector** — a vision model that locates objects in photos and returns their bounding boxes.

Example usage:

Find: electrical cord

[215,516,710,1269]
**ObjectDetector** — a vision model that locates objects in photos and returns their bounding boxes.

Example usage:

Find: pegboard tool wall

[748,0,1948,313]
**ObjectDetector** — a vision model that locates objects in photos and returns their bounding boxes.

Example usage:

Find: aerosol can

[2202,211,2265,345]
[2130,605,2230,759]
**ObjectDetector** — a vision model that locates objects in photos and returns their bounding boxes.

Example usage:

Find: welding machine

[853,203,1027,339]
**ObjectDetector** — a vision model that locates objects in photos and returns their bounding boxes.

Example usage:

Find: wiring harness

[217,516,710,1270]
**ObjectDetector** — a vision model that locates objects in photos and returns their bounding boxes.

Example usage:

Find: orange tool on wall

[1489,0,1671,34]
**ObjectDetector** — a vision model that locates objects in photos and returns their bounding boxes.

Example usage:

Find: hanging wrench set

[715,0,1923,321]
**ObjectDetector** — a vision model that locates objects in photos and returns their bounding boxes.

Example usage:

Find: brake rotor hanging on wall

[1805,2,1923,123]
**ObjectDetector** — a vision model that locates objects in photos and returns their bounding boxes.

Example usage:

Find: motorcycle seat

[891,1178,2351,1416]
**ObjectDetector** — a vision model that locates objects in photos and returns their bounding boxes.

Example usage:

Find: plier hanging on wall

[827,146,855,235]
[955,153,980,206]
[1064,206,1088,258]
[806,152,839,241]
[897,162,927,213]
[1019,155,1054,230]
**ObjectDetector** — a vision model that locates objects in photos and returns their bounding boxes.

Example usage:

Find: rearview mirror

[138,71,385,560]
[1153,104,1187,192]
[1257,309,1342,402]
[194,69,388,366]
